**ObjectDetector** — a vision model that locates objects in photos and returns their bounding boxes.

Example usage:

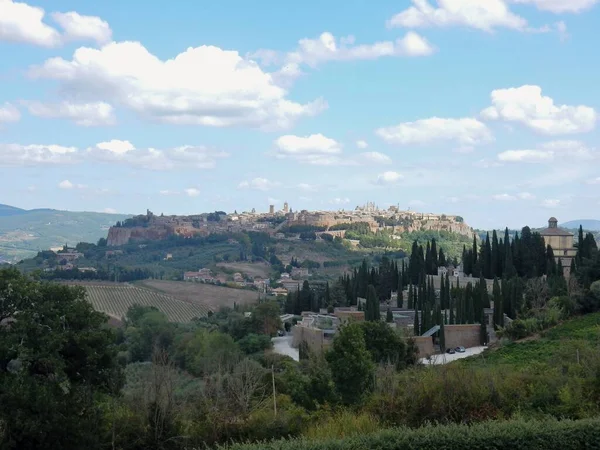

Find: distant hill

[0,204,131,261]
[0,204,27,217]
[560,220,600,231]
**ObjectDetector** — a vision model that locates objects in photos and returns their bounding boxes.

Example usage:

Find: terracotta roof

[539,227,573,237]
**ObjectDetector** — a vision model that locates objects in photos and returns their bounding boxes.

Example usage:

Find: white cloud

[517,192,536,200]
[481,85,597,135]
[95,139,135,155]
[510,0,599,13]
[498,149,554,162]
[493,193,517,201]
[25,101,115,126]
[87,141,228,170]
[356,140,369,149]
[0,103,21,124]
[376,117,493,147]
[387,0,529,33]
[473,158,502,168]
[297,183,317,192]
[58,179,73,189]
[253,31,434,74]
[285,31,435,67]
[361,151,392,164]
[0,1,112,47]
[58,179,86,190]
[330,197,351,205]
[376,171,404,185]
[0,103,20,122]
[0,143,77,166]
[238,177,280,191]
[498,141,597,163]
[51,11,111,45]
[184,188,200,197]
[273,133,350,165]
[159,190,180,196]
[587,177,600,185]
[30,41,325,130]
[103,207,117,214]
[542,198,561,208]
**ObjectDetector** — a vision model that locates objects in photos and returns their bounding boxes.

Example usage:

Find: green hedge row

[220,418,600,450]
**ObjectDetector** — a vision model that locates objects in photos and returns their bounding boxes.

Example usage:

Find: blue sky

[1,0,599,229]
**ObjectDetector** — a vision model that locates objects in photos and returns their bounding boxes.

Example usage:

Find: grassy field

[461,312,600,369]
[136,279,259,310]
[215,261,271,278]
[74,282,210,322]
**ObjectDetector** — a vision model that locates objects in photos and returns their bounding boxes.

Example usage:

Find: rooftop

[540,217,573,237]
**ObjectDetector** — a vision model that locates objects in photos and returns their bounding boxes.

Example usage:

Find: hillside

[0,204,131,261]
[561,219,600,231]
[460,312,600,368]
[72,282,210,322]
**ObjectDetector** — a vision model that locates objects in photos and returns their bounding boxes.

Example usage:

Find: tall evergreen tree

[386,307,393,323]
[491,230,500,278]
[413,308,420,336]
[439,247,446,267]
[397,274,404,308]
[484,233,492,279]
[365,284,380,322]
[408,283,414,309]
[492,277,503,328]
[439,319,446,351]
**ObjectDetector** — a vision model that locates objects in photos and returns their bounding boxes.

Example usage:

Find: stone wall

[414,336,434,358]
[445,324,481,349]
[292,326,330,354]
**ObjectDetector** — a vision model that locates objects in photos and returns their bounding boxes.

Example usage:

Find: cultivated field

[216,261,271,278]
[80,283,210,322]
[137,279,259,310]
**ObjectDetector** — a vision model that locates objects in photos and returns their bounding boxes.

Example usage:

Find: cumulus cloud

[184,188,200,197]
[361,152,392,164]
[498,141,596,163]
[251,31,434,77]
[24,101,116,126]
[481,85,597,135]
[30,41,325,130]
[376,171,404,185]
[510,0,599,13]
[0,1,112,47]
[0,103,21,124]
[492,193,517,201]
[356,140,369,149]
[273,133,351,165]
[87,140,229,170]
[50,11,111,45]
[159,190,180,196]
[238,178,280,191]
[376,117,493,148]
[387,0,529,33]
[58,179,86,189]
[0,143,78,166]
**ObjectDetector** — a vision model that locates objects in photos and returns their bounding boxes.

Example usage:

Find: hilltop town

[106,202,473,246]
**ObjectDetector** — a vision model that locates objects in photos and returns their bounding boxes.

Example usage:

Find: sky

[0,0,599,230]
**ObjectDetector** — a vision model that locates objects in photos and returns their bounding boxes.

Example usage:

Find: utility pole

[272,365,277,417]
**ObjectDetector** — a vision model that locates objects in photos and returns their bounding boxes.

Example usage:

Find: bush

[220,417,600,449]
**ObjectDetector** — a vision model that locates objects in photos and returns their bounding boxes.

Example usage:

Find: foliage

[221,418,600,450]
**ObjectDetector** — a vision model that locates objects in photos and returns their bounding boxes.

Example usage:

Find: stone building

[539,217,577,271]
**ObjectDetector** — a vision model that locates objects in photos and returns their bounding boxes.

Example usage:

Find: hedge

[219,417,600,450]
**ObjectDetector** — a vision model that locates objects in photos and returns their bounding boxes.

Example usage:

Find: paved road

[419,346,487,365]
[271,336,299,361]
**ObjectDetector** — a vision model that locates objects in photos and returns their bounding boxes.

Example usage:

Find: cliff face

[106,225,172,246]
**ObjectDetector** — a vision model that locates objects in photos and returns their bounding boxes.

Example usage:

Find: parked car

[446,348,456,354]
[277,330,285,336]
[455,346,466,353]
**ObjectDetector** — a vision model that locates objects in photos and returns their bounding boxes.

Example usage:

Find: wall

[292,325,330,354]
[334,310,365,323]
[413,336,434,358]
[445,324,481,349]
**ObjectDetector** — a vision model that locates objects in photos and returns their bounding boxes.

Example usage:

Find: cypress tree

[466,283,475,324]
[491,230,500,278]
[577,225,585,263]
[439,248,446,267]
[479,309,488,346]
[439,319,446,351]
[408,283,414,309]
[397,274,404,308]
[431,238,439,269]
[570,258,577,275]
[484,233,492,279]
[386,307,393,323]
[365,284,379,321]
[492,277,503,328]
[413,308,420,336]
[449,285,455,325]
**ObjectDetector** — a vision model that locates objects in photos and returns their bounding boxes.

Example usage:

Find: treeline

[462,226,598,279]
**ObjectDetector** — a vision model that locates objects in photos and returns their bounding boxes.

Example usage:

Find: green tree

[0,269,123,449]
[365,284,380,322]
[386,308,393,323]
[326,323,374,405]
